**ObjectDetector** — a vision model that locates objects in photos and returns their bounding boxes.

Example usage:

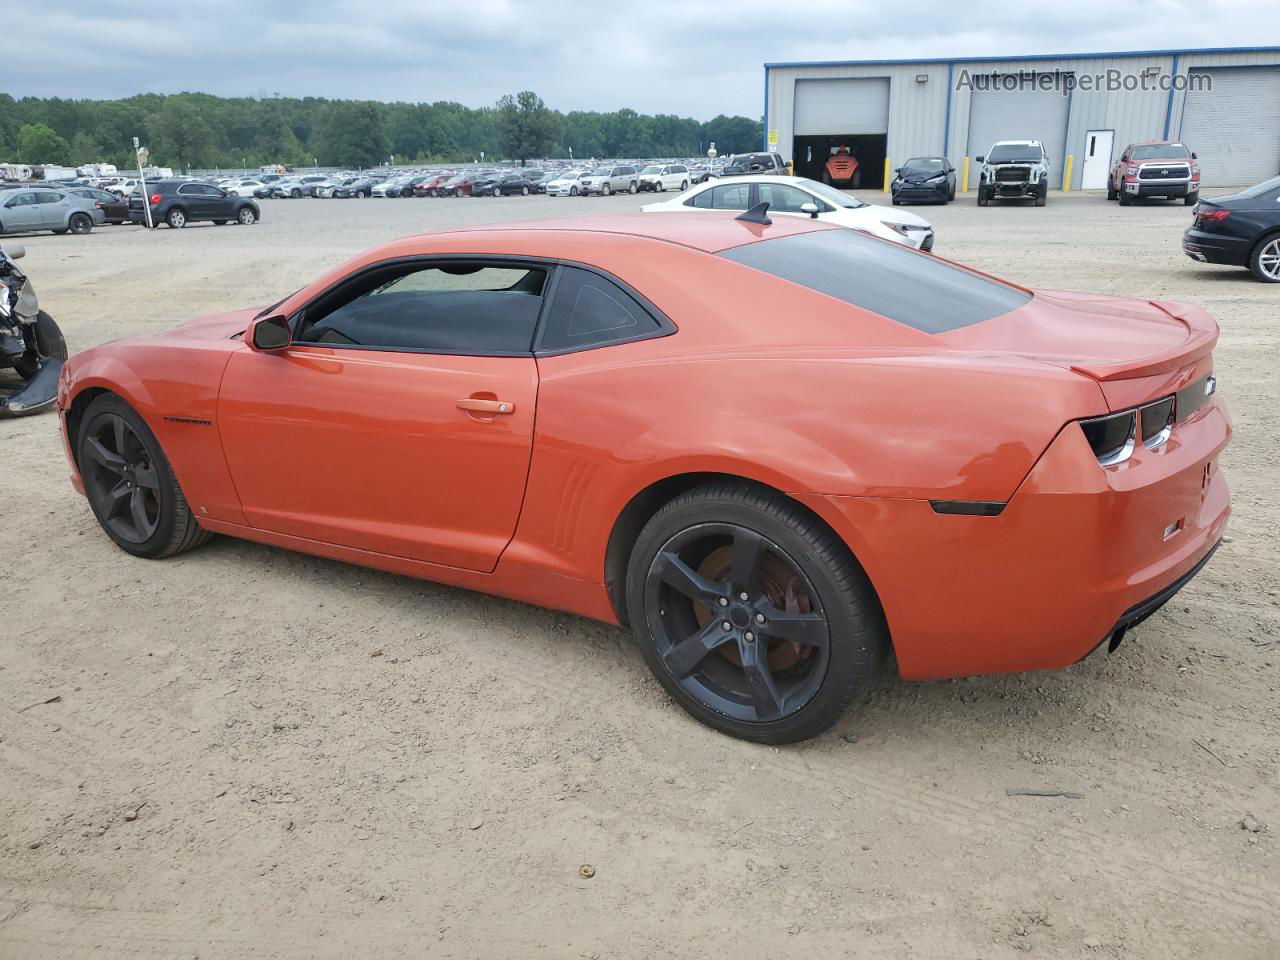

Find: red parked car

[57,211,1230,742]
[414,173,455,198]
[1108,141,1201,205]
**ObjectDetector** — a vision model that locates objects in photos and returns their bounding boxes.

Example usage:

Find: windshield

[902,158,945,174]
[641,165,662,174]
[591,167,611,176]
[1132,143,1191,161]
[987,144,1041,163]
[801,179,866,209]
[559,171,583,180]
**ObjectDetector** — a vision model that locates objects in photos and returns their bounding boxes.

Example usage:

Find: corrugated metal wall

[765,49,1280,188]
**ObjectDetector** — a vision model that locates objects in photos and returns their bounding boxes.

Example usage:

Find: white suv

[638,164,692,193]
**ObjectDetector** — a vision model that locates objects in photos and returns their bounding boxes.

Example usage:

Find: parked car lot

[1,191,1276,957]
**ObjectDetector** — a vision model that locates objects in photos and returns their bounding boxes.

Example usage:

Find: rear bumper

[798,399,1231,680]
[1182,227,1250,266]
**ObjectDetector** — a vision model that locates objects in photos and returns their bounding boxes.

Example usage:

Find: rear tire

[625,481,888,744]
[681,180,689,191]
[76,394,212,559]
[69,213,93,235]
[629,181,638,194]
[1249,232,1280,283]
[166,208,187,228]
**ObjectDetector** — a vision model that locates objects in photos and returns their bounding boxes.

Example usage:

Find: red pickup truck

[1108,141,1201,206]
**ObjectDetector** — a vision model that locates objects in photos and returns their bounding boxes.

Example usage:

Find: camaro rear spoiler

[1069,299,1218,382]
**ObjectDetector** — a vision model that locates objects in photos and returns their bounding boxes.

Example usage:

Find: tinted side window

[720,230,1030,334]
[36,192,65,204]
[5,192,35,207]
[537,267,664,354]
[710,184,751,210]
[296,262,547,355]
[686,189,714,209]
[757,184,820,213]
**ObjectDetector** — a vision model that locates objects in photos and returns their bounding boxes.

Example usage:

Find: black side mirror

[975,156,985,163]
[249,315,291,352]
[1191,152,1198,159]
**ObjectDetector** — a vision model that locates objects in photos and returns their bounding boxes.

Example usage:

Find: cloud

[5,0,1271,117]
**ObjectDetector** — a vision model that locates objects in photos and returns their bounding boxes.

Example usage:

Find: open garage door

[1180,67,1280,186]
[966,82,1069,186]
[792,78,890,188]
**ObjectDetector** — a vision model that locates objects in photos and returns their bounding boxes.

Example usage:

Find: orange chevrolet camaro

[57,210,1231,742]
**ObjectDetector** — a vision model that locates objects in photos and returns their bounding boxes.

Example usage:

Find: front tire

[76,394,212,559]
[602,183,612,196]
[237,207,257,225]
[977,186,990,206]
[570,186,579,196]
[1035,184,1047,207]
[1184,190,1199,206]
[625,482,888,743]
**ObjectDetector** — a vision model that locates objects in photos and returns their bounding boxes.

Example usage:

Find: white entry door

[1080,130,1114,190]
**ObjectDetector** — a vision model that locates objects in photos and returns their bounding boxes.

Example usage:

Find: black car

[1183,175,1280,283]
[333,178,378,198]
[68,187,130,224]
[891,157,957,205]
[128,180,260,229]
[472,172,539,196]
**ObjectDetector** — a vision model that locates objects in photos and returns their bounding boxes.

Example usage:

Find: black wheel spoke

[662,620,734,679]
[759,606,829,651]
[652,550,726,608]
[133,464,159,491]
[103,478,131,516]
[112,416,128,458]
[730,530,765,594]
[129,488,152,536]
[85,436,127,474]
[740,641,785,721]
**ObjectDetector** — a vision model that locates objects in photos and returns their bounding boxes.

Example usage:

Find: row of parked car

[210,160,723,202]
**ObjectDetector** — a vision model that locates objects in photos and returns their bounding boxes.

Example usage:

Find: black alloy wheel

[77,395,211,558]
[81,411,162,544]
[627,483,887,743]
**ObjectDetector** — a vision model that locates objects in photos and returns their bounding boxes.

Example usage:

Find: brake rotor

[693,545,814,672]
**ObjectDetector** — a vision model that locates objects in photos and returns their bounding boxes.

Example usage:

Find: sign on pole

[134,138,153,229]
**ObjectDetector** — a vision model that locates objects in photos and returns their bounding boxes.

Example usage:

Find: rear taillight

[94,201,103,208]
[1198,209,1230,223]
[149,194,162,206]
[1080,411,1136,466]
[1079,394,1178,466]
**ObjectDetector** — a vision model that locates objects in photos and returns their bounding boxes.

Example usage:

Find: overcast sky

[7,1,1271,118]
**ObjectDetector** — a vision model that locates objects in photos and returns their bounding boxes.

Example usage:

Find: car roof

[438,211,838,254]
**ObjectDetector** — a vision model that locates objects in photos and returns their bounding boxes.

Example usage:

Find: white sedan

[545,171,588,196]
[642,175,935,250]
[225,179,266,197]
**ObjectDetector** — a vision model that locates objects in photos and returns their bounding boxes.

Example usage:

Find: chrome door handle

[457,398,515,414]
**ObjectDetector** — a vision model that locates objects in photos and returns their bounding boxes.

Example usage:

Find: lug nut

[721,621,732,631]
[718,597,729,607]
[755,613,766,624]
[739,592,749,601]
[744,631,755,642]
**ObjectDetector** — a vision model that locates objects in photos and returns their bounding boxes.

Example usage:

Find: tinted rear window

[719,229,1030,334]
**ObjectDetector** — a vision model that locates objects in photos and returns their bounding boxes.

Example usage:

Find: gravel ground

[1,189,1277,959]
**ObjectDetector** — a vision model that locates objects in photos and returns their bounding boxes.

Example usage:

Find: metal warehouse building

[763,46,1280,189]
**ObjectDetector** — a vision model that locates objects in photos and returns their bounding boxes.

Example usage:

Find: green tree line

[0,90,763,171]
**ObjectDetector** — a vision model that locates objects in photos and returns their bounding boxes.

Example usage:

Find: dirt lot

[1,190,1277,959]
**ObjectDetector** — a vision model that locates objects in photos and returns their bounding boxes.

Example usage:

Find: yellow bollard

[882,157,891,192]
[1062,154,1074,192]
[961,157,970,193]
